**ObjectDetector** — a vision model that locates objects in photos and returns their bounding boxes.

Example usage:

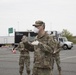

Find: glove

[31,40,39,45]
[53,50,57,54]
[53,51,56,54]
[12,50,16,54]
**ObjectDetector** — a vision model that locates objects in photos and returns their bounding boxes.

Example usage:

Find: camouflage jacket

[33,32,55,69]
[16,42,29,56]
[53,40,61,57]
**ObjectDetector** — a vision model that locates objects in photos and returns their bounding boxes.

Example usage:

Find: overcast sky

[0,0,76,36]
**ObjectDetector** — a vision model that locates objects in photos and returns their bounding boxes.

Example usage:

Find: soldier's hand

[53,51,57,54]
[31,40,39,45]
[12,49,16,54]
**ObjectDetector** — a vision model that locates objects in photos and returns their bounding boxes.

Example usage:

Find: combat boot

[27,70,30,75]
[20,73,22,75]
[20,72,23,75]
[59,71,61,75]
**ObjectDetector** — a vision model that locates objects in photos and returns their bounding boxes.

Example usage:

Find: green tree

[61,29,73,41]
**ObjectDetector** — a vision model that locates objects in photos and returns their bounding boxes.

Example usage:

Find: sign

[8,27,13,34]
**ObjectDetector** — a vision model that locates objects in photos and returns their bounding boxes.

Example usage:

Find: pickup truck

[58,37,73,50]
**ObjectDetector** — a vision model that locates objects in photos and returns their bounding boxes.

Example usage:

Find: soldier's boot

[59,71,61,75]
[27,70,30,75]
[20,72,23,75]
[20,73,22,75]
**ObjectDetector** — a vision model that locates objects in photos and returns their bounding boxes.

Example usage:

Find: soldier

[13,35,30,75]
[27,20,56,75]
[52,38,62,75]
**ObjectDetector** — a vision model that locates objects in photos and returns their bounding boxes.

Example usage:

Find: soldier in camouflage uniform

[52,38,62,75]
[28,20,56,75]
[15,35,30,75]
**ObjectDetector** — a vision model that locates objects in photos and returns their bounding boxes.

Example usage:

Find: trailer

[14,31,37,47]
[0,36,14,47]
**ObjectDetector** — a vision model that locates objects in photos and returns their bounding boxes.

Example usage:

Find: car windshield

[63,37,68,41]
[59,37,68,42]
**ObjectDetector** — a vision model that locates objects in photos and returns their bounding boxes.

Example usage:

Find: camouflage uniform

[30,32,55,75]
[16,36,30,75]
[52,39,62,75]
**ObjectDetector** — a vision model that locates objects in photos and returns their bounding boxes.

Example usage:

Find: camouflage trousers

[52,56,61,71]
[19,55,30,75]
[32,67,53,75]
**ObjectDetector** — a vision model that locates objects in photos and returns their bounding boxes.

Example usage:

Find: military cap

[33,20,45,26]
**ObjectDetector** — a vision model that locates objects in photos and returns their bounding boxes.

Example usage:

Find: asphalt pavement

[0,45,76,75]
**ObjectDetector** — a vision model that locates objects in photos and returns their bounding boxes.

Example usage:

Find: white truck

[47,31,73,50]
[0,36,14,47]
[58,36,73,50]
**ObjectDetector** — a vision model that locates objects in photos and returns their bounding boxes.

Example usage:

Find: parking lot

[0,45,76,75]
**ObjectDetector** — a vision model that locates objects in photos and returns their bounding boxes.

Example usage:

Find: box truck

[0,36,14,47]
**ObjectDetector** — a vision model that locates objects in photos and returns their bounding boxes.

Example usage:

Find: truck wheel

[63,45,68,50]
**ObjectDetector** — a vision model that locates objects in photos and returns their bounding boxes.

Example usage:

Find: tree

[61,29,73,41]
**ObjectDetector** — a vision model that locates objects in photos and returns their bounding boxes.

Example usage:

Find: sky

[0,0,76,36]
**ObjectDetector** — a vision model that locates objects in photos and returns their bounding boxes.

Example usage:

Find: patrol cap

[33,20,45,27]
